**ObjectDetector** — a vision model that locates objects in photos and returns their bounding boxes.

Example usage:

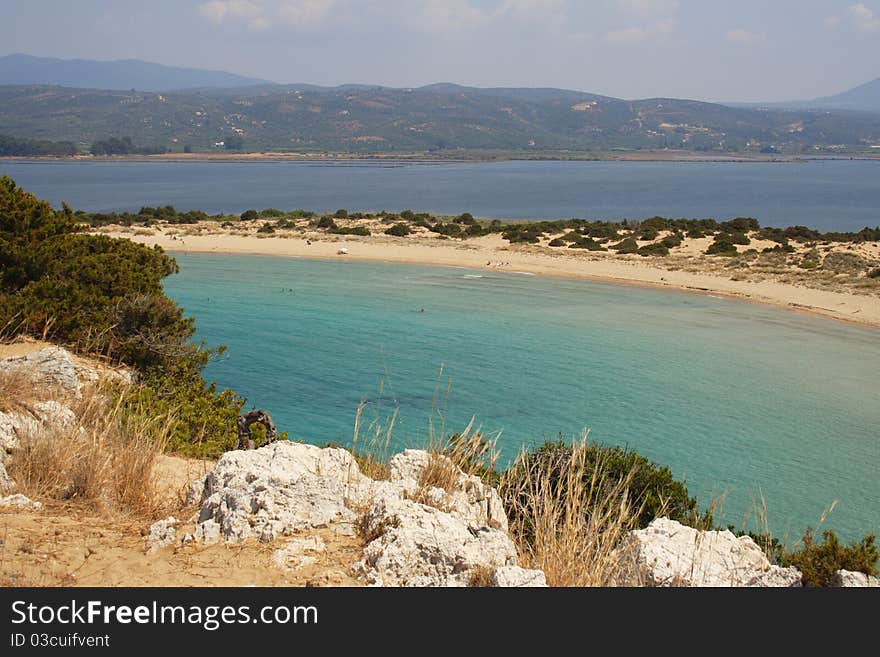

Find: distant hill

[812,78,880,113]
[1,81,879,153]
[0,54,270,92]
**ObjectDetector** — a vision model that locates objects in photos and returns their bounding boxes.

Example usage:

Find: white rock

[0,401,76,452]
[352,492,518,587]
[491,566,548,587]
[832,569,880,587]
[0,493,42,510]
[387,449,508,532]
[619,518,802,587]
[273,535,326,570]
[146,516,178,553]
[194,442,367,543]
[0,347,80,396]
[0,455,14,493]
[184,474,208,507]
[194,519,221,545]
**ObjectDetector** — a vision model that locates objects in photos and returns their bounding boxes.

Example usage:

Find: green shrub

[385,223,411,237]
[799,249,821,269]
[869,268,880,279]
[455,212,476,225]
[240,209,259,221]
[661,233,683,248]
[501,441,709,532]
[569,237,607,251]
[400,209,415,222]
[779,529,878,587]
[637,242,670,257]
[316,216,337,229]
[548,238,566,247]
[334,209,349,219]
[330,225,370,236]
[259,208,284,218]
[257,223,275,234]
[610,237,639,254]
[0,176,257,457]
[730,232,751,245]
[706,234,739,256]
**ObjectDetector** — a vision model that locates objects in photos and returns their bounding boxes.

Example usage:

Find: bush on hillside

[500,441,710,536]
[0,176,246,456]
[385,222,411,237]
[779,529,878,587]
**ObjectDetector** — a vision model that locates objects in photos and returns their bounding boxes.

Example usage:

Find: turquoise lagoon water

[164,253,880,541]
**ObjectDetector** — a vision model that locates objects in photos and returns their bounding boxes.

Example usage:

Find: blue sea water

[2,158,879,231]
[164,254,880,541]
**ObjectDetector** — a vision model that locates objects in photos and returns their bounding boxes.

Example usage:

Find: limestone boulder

[146,516,178,553]
[832,570,880,587]
[619,517,802,587]
[0,347,80,396]
[352,492,518,587]
[387,449,508,532]
[194,441,367,543]
[491,566,548,588]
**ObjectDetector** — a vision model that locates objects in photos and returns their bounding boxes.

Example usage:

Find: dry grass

[0,368,55,413]
[467,564,496,587]
[6,384,174,519]
[499,438,647,587]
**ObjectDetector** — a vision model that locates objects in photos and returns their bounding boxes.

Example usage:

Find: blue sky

[2,0,878,101]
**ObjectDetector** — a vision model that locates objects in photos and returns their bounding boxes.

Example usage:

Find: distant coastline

[5,149,880,164]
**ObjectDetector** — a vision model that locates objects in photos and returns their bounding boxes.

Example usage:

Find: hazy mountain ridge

[0,53,269,92]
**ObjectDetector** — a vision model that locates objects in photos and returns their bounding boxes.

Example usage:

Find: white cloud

[499,0,566,20]
[198,0,262,23]
[197,0,336,31]
[848,2,880,32]
[413,0,492,33]
[725,28,762,45]
[616,0,679,20]
[278,0,337,25]
[606,18,674,45]
[825,3,880,33]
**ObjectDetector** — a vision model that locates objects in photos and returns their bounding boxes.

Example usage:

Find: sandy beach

[104,224,880,329]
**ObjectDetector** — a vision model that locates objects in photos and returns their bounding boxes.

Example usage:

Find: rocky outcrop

[146,516,178,553]
[387,449,508,532]
[0,347,80,396]
[832,569,880,587]
[352,491,518,587]
[618,518,802,587]
[0,493,42,510]
[187,442,533,587]
[0,401,77,452]
[0,458,16,494]
[193,442,366,543]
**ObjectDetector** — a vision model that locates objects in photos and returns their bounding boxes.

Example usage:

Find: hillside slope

[2,83,879,153]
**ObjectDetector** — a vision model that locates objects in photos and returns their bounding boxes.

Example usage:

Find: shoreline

[111,230,880,329]
[6,150,880,164]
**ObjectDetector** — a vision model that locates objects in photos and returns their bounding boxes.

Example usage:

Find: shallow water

[164,254,880,541]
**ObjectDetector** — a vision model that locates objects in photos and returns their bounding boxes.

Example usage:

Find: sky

[1,0,879,102]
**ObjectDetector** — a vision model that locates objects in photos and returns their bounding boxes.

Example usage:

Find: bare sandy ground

[111,227,880,329]
[0,455,362,587]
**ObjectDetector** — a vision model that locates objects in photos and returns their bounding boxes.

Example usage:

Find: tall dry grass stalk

[500,438,647,587]
[420,418,500,492]
[7,383,174,519]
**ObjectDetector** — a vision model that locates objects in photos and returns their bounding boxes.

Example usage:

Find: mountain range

[0,54,878,154]
[0,53,267,92]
